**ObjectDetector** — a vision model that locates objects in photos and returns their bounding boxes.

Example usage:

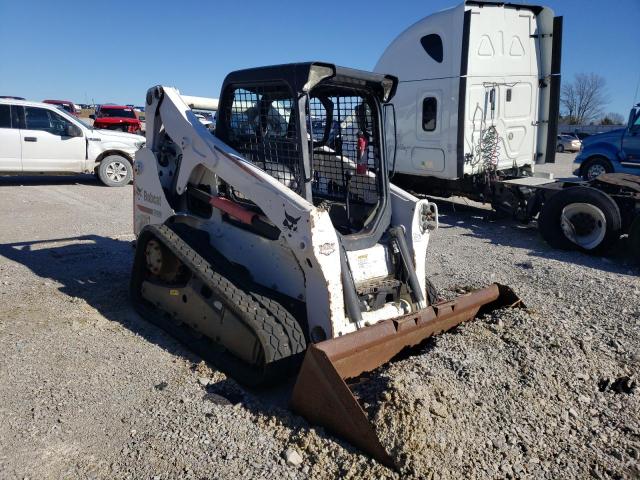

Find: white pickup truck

[0,99,145,186]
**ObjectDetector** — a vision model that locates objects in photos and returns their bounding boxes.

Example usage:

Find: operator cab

[214,63,397,245]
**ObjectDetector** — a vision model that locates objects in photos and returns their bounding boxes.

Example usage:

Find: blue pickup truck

[573,105,640,180]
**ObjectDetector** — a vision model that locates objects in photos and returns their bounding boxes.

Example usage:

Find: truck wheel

[556,144,564,153]
[98,155,133,187]
[538,186,621,254]
[581,157,612,181]
[629,216,640,262]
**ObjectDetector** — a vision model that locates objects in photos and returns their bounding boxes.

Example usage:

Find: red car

[93,105,143,134]
[43,99,79,116]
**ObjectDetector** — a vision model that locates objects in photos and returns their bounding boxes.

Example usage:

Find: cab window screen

[224,84,302,196]
[422,97,437,131]
[0,105,10,128]
[309,93,381,205]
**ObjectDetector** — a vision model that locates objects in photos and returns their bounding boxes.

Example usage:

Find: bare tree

[561,73,609,124]
[600,112,625,125]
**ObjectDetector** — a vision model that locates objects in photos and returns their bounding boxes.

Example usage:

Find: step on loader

[130,62,521,468]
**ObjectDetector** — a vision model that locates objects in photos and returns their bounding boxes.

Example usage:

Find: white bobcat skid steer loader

[131,63,520,468]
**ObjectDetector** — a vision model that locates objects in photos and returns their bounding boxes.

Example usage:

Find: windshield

[74,117,93,129]
[99,108,137,119]
[55,104,74,113]
[47,108,92,130]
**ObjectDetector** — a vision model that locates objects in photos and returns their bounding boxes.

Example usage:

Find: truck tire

[629,215,640,262]
[581,157,612,181]
[98,155,133,187]
[538,186,621,254]
[556,143,564,153]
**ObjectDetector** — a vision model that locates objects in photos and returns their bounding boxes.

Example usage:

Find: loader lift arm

[145,85,315,233]
[140,83,344,339]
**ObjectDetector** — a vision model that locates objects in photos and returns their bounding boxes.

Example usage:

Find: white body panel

[463,6,540,175]
[0,128,22,171]
[389,183,436,297]
[20,128,85,172]
[86,129,144,166]
[347,244,392,285]
[134,87,438,340]
[375,2,556,181]
[209,218,306,301]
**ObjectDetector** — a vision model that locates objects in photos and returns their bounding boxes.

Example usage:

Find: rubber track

[165,223,308,360]
[137,224,306,376]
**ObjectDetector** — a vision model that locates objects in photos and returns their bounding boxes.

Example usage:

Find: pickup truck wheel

[538,186,621,254]
[98,155,133,187]
[582,157,612,181]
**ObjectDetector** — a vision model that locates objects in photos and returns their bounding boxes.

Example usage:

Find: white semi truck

[375,1,640,256]
[376,0,561,196]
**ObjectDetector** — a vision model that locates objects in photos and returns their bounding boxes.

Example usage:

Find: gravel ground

[363,203,639,479]
[536,151,579,180]
[0,162,638,479]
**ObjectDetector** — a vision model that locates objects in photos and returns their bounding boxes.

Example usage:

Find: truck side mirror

[65,124,83,137]
[628,108,639,132]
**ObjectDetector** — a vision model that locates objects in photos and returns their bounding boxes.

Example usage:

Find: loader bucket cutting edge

[290,283,522,470]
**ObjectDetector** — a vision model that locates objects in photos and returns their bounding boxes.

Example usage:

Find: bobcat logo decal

[282,211,301,232]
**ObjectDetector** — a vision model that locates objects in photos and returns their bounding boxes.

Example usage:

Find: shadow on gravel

[0,234,216,369]
[431,198,638,276]
[0,234,361,456]
[0,174,103,187]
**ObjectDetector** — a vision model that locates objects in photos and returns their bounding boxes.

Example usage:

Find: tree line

[560,73,625,125]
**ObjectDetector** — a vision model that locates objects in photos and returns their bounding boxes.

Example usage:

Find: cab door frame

[0,104,22,171]
[16,105,86,173]
[621,107,640,166]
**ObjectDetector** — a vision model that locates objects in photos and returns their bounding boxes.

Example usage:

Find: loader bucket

[290,283,521,469]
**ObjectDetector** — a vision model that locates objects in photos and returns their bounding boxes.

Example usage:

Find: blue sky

[0,0,638,116]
